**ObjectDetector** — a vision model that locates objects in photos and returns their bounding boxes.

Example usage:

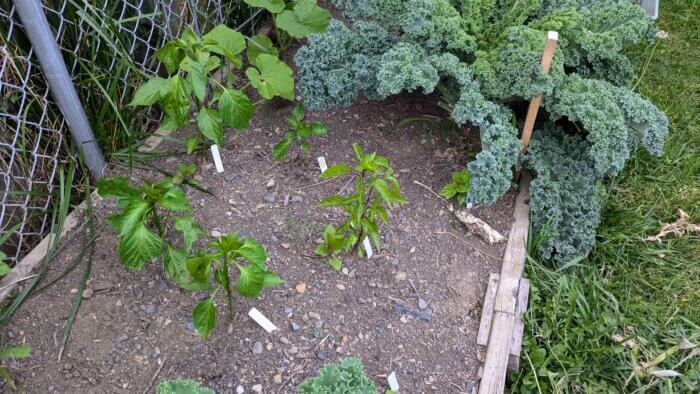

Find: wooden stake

[520,31,559,153]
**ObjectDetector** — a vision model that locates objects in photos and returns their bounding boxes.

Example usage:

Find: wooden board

[478,174,531,394]
[477,273,500,346]
[508,278,530,372]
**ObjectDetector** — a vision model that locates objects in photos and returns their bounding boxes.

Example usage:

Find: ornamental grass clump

[295,0,668,262]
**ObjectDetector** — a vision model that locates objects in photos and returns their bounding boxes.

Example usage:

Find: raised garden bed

[6,94,516,392]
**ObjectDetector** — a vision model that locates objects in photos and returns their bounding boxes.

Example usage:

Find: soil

[5,92,515,393]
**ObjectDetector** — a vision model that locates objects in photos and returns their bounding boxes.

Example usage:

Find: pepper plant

[315,144,407,270]
[440,169,471,205]
[129,24,294,150]
[273,103,327,159]
[244,0,331,46]
[187,232,282,338]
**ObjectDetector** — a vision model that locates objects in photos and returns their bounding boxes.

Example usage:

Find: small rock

[145,304,157,314]
[284,307,293,316]
[252,384,263,393]
[395,271,407,281]
[193,175,203,182]
[291,195,303,203]
[115,299,123,307]
[295,282,307,294]
[289,345,299,354]
[82,288,94,299]
[273,374,282,384]
[186,321,195,331]
[336,283,346,291]
[236,385,245,394]
[418,299,428,310]
[279,336,290,344]
[341,267,349,275]
[291,322,301,331]
[400,316,408,323]
[266,179,276,189]
[264,193,276,203]
[211,230,222,238]
[252,341,263,354]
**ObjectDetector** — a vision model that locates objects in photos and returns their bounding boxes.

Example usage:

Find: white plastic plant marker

[548,30,559,41]
[387,371,400,391]
[248,307,277,333]
[362,237,373,259]
[210,144,224,173]
[317,156,328,173]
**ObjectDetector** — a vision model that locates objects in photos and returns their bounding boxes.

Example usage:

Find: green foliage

[0,223,20,276]
[129,24,294,146]
[97,171,203,270]
[157,379,215,394]
[0,344,31,390]
[298,357,378,393]
[187,233,282,338]
[245,0,331,39]
[439,169,471,205]
[295,0,669,262]
[273,103,328,159]
[315,144,407,270]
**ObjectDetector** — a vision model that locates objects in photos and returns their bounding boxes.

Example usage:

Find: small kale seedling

[440,169,471,205]
[97,174,205,270]
[129,24,294,150]
[186,232,283,338]
[298,357,377,393]
[315,144,407,270]
[273,103,327,159]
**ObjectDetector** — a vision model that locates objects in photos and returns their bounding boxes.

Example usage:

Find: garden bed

[6,93,516,392]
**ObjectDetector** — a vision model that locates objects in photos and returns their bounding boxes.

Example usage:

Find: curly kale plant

[298,357,377,393]
[295,0,669,261]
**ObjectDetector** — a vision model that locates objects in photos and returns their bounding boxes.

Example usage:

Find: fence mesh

[0,1,262,263]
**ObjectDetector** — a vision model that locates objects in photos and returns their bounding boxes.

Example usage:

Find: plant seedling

[440,169,472,205]
[315,144,407,270]
[273,103,327,160]
[186,232,283,338]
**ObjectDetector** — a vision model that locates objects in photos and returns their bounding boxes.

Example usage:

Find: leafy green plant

[295,0,669,262]
[298,357,377,393]
[0,344,31,390]
[97,171,204,271]
[186,232,283,338]
[129,23,294,150]
[439,169,471,205]
[314,144,407,270]
[0,223,21,276]
[244,0,331,46]
[273,103,328,159]
[157,379,214,394]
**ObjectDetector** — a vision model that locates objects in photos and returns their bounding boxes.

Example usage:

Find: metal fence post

[12,0,106,178]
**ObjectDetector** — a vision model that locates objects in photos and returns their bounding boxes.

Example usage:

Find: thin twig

[143,357,167,394]
[413,180,449,204]
[435,230,501,261]
[0,275,37,292]
[277,359,308,394]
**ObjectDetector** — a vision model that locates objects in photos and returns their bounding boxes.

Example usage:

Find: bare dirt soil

[5,93,515,393]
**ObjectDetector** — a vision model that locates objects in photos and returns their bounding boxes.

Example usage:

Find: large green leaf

[0,344,31,359]
[130,77,169,106]
[181,57,208,102]
[197,108,223,145]
[236,238,268,266]
[219,88,253,129]
[235,263,265,298]
[192,298,217,339]
[275,0,331,38]
[97,177,140,207]
[272,138,292,160]
[318,195,346,208]
[203,24,246,61]
[186,254,213,284]
[158,186,190,212]
[114,199,152,236]
[245,54,294,100]
[319,163,352,179]
[263,271,284,288]
[118,224,162,269]
[160,75,190,128]
[0,262,10,276]
[163,247,210,291]
[247,34,279,67]
[243,0,285,13]
[156,40,186,74]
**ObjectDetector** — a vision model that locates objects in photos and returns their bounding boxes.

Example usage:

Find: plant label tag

[362,237,373,259]
[248,307,277,333]
[387,371,400,391]
[317,156,328,173]
[210,144,224,173]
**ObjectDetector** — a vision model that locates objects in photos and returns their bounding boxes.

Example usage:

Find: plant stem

[151,209,165,239]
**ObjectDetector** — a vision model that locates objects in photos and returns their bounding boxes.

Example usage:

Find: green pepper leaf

[192,298,217,339]
[236,238,268,266]
[156,41,186,74]
[319,163,352,179]
[262,271,284,288]
[235,263,265,298]
[219,88,253,129]
[129,77,169,106]
[117,223,162,270]
[181,57,208,102]
[272,138,292,160]
[160,75,190,128]
[173,216,205,251]
[197,108,223,145]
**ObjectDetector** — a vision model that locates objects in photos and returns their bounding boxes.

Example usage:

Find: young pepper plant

[273,103,327,159]
[244,0,331,47]
[186,233,283,338]
[128,24,294,151]
[440,169,472,205]
[315,144,407,270]
[96,167,205,272]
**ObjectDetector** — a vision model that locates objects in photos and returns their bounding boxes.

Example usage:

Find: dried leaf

[649,369,682,378]
[646,209,700,241]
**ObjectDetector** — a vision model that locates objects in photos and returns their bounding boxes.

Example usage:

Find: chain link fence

[0,1,262,263]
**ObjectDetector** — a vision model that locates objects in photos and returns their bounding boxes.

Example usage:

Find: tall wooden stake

[520,31,559,153]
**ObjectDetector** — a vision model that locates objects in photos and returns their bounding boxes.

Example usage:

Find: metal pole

[12,0,106,178]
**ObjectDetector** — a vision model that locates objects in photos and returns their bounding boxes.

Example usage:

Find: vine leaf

[197,108,223,145]
[219,88,253,129]
[245,54,294,100]
[275,0,331,38]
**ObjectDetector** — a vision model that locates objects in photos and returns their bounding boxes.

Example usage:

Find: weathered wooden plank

[507,278,530,372]
[477,273,501,346]
[478,174,531,394]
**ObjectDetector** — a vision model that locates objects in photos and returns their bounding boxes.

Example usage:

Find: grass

[511,0,700,392]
